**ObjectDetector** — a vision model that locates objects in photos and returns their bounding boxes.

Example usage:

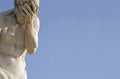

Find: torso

[0,13,26,78]
[0,14,26,57]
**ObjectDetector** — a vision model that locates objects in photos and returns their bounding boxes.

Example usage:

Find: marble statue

[0,0,40,79]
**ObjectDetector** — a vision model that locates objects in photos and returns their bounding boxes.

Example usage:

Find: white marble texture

[0,0,40,79]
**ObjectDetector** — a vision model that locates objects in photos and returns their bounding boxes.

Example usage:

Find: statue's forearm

[24,23,38,54]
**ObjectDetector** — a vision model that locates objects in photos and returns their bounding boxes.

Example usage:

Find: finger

[18,6,26,16]
[15,7,23,18]
[21,6,31,21]
[21,6,30,16]
[16,7,25,23]
[31,1,37,13]
[24,3,34,16]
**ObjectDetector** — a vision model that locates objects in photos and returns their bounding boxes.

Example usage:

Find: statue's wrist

[24,23,33,32]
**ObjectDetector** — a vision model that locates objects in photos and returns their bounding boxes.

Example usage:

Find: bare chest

[0,24,25,45]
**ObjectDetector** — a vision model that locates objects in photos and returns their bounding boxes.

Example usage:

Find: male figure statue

[0,0,40,79]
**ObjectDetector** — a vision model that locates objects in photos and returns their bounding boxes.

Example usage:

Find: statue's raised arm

[14,0,40,54]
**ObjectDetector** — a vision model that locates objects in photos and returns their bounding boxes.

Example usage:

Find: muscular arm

[24,16,40,54]
[14,0,40,54]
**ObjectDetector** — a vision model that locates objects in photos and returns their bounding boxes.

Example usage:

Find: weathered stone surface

[0,0,40,79]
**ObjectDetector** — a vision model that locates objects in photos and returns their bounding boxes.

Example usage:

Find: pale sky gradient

[1,0,120,79]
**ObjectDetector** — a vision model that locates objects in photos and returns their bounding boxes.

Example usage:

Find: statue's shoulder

[0,9,16,21]
[0,9,17,27]
[0,9,14,16]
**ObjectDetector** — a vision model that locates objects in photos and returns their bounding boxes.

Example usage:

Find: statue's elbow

[27,48,36,54]
[26,39,38,54]
[27,45,38,54]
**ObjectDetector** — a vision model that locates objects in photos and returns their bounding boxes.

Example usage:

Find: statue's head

[14,0,39,7]
[14,0,39,24]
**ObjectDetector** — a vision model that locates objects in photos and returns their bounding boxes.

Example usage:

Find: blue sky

[1,0,120,79]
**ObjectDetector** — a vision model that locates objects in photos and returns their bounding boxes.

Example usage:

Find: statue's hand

[14,6,24,24]
[21,3,34,24]
[14,1,38,25]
